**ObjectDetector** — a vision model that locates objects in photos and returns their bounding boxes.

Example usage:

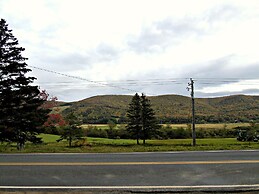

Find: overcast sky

[1,0,259,101]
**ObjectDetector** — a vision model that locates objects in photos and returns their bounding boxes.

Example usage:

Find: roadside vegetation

[1,134,259,153]
[83,123,251,139]
[1,123,259,153]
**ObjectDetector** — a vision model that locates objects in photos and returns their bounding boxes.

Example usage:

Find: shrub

[86,126,108,138]
[44,126,62,135]
[158,126,191,139]
[159,125,237,139]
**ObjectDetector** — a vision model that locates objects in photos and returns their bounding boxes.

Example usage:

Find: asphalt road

[0,150,259,192]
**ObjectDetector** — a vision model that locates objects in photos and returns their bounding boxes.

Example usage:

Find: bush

[106,125,132,139]
[174,127,192,139]
[196,127,236,138]
[158,125,237,139]
[236,124,259,142]
[86,125,138,139]
[86,125,108,138]
[117,125,132,139]
[74,138,89,147]
[86,124,240,140]
[158,126,191,139]
[44,126,62,135]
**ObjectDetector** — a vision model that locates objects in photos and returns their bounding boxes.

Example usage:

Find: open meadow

[0,123,257,153]
[1,134,259,153]
[81,123,250,130]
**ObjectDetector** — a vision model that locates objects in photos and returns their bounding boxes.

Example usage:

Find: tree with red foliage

[40,91,85,145]
[40,90,66,134]
[44,113,66,128]
[39,89,58,109]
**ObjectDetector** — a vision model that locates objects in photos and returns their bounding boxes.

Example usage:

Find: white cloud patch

[197,79,259,94]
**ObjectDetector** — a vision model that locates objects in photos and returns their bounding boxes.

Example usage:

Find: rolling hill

[60,94,259,124]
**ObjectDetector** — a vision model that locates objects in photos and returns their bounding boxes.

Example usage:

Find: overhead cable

[29,65,141,94]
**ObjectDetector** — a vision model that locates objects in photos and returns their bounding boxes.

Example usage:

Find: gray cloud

[94,43,119,62]
[190,55,236,78]
[196,88,259,98]
[127,4,241,54]
[204,4,241,23]
[31,43,120,72]
[242,88,259,94]
[234,62,259,79]
[127,17,203,53]
[187,55,259,80]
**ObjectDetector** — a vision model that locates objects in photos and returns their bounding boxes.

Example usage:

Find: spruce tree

[0,19,49,150]
[57,112,84,147]
[126,93,159,145]
[141,93,159,144]
[126,93,142,145]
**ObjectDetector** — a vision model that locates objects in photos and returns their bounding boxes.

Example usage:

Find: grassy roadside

[0,134,258,153]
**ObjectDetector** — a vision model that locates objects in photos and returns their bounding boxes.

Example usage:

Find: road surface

[0,150,259,192]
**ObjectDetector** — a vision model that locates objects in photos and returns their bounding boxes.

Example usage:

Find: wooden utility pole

[188,78,196,146]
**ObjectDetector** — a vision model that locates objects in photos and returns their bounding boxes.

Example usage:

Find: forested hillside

[60,95,259,124]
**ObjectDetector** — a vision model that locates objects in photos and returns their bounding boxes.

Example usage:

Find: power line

[29,65,141,93]
[28,65,164,96]
[34,79,259,87]
[29,65,259,91]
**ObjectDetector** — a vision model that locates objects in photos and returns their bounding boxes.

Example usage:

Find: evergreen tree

[57,112,84,147]
[141,93,159,144]
[126,93,142,145]
[126,93,159,144]
[0,19,49,150]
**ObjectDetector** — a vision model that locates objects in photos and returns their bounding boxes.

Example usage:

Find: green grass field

[81,123,250,130]
[0,123,256,153]
[0,134,258,153]
[169,123,250,129]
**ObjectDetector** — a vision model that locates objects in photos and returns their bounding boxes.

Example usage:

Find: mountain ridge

[61,94,259,124]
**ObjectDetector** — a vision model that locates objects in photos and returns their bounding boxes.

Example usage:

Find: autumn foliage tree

[40,90,85,146]
[40,90,66,134]
[44,114,66,128]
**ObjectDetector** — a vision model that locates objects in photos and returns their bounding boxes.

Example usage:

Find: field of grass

[40,133,61,143]
[0,133,258,153]
[81,124,110,130]
[0,123,256,153]
[81,123,250,130]
[184,123,250,129]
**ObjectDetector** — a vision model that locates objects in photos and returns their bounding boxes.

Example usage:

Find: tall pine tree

[141,93,159,144]
[0,19,49,150]
[126,93,159,145]
[126,93,142,145]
